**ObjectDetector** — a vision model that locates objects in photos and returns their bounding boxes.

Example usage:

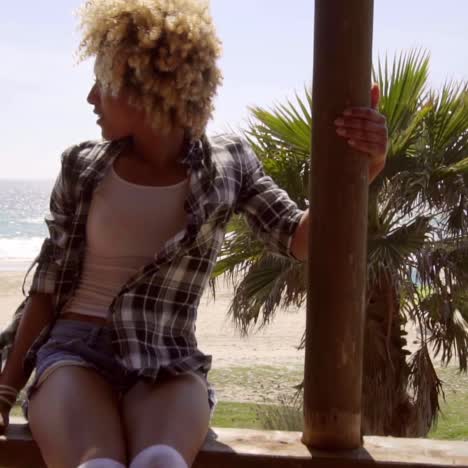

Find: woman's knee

[28,365,127,468]
[123,373,209,468]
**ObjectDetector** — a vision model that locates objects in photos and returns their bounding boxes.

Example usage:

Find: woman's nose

[87,83,99,105]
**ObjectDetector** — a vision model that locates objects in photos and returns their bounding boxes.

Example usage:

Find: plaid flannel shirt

[0,132,304,416]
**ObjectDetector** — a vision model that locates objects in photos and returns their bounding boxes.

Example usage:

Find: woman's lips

[94,109,103,124]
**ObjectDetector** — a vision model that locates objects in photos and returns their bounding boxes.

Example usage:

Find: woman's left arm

[290,84,389,262]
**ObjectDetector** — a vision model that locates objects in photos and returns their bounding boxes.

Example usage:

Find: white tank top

[61,160,189,318]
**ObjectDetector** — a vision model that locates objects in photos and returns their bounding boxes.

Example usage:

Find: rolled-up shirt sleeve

[234,137,304,259]
[25,148,75,296]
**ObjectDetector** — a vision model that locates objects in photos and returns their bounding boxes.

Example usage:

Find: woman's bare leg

[122,372,210,468]
[28,365,127,468]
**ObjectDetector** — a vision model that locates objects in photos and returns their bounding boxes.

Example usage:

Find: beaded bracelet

[0,384,19,409]
[0,411,9,428]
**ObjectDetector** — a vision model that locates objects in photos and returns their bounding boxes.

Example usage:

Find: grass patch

[429,392,468,440]
[210,401,269,429]
[428,367,468,441]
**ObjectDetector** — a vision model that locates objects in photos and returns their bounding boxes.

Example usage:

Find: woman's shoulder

[207,132,245,153]
[207,132,257,169]
[60,139,111,167]
[57,139,116,193]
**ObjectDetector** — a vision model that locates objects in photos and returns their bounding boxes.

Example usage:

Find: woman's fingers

[334,105,388,154]
[337,129,384,145]
[335,118,386,136]
[348,139,387,158]
[342,107,386,124]
[333,86,388,173]
[371,83,380,109]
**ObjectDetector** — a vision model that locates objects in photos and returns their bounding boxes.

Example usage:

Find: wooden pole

[302,0,374,449]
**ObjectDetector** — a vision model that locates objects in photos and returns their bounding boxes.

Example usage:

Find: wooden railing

[1,417,467,468]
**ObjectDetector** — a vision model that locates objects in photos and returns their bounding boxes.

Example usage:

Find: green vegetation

[211,401,265,429]
[428,367,468,440]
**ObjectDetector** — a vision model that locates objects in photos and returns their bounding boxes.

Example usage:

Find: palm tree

[210,49,468,437]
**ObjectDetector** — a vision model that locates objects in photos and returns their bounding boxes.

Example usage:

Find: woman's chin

[98,120,112,139]
[100,127,130,142]
[99,125,113,141]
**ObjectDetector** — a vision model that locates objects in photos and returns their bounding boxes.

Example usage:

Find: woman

[0,0,388,467]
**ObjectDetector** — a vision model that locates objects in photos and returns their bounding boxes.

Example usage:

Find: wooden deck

[1,417,467,468]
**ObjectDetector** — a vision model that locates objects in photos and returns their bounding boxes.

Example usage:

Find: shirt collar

[178,135,206,171]
[82,134,209,198]
[116,134,207,171]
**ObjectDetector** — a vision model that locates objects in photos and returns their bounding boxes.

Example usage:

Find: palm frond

[428,294,468,371]
[227,254,305,337]
[407,346,444,434]
[424,83,468,166]
[368,216,432,285]
[244,85,312,158]
[373,49,430,143]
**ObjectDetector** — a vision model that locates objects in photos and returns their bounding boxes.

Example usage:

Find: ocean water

[0,179,54,270]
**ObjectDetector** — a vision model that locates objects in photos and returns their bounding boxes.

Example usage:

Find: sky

[1,1,467,179]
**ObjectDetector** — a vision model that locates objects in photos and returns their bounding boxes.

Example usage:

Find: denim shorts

[22,318,213,421]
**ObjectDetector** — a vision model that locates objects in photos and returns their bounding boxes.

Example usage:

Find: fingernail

[334,118,344,126]
[336,128,346,136]
[348,139,356,146]
[343,109,352,116]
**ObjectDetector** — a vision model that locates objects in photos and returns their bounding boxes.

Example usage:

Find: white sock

[129,444,188,468]
[77,457,126,468]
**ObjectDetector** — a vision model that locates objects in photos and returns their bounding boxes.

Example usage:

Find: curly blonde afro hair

[76,0,223,140]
